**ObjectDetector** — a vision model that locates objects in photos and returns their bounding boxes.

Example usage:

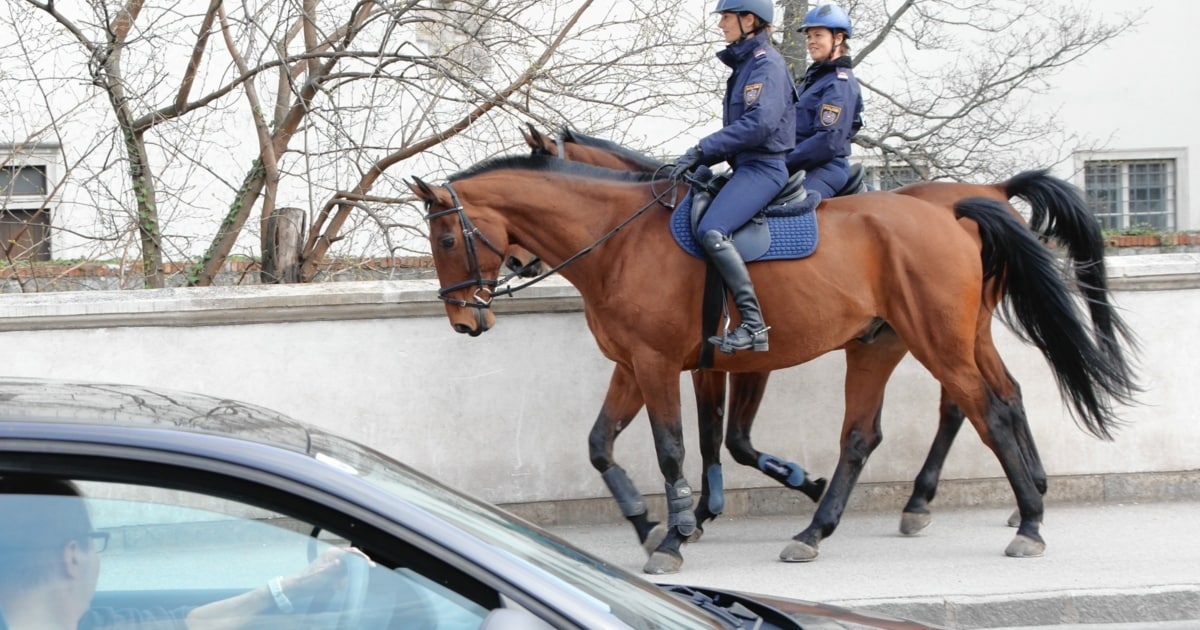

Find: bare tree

[0,0,1128,289]
[1,1,711,287]
[778,0,1127,182]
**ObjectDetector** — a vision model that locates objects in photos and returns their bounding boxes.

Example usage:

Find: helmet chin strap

[734,13,758,43]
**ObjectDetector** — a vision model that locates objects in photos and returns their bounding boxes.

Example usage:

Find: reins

[424,176,681,307]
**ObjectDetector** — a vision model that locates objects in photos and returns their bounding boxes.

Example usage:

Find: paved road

[548,500,1200,629]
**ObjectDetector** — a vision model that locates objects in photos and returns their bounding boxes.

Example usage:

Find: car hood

[661,584,940,630]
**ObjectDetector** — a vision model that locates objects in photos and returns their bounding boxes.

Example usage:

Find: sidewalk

[548,500,1200,629]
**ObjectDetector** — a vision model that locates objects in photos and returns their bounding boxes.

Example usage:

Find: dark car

[0,378,936,629]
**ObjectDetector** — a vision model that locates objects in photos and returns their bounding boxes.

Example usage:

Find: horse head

[409,175,508,337]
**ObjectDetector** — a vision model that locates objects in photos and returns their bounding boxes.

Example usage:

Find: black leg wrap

[601,465,646,518]
[666,479,697,537]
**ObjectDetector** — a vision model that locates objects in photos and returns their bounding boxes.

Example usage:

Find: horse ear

[408,176,437,201]
[523,123,546,151]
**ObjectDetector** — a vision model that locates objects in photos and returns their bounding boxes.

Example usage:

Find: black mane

[561,126,667,171]
[448,153,662,184]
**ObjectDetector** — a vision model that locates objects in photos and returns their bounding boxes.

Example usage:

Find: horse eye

[439,233,456,249]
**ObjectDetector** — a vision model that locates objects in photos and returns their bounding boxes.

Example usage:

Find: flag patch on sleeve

[744,82,763,106]
[819,103,842,126]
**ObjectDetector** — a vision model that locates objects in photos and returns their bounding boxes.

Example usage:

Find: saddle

[687,169,818,261]
[683,163,864,369]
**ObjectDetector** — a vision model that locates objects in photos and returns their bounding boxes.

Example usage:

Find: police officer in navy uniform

[787,3,863,198]
[669,0,796,354]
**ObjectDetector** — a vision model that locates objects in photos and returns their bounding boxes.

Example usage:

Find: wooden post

[262,207,305,283]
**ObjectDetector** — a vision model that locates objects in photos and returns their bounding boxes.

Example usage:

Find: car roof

[0,377,315,452]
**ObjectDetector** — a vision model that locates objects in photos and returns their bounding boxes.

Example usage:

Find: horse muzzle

[451,306,493,336]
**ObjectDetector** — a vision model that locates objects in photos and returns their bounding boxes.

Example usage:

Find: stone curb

[501,470,1200,528]
[837,584,1200,629]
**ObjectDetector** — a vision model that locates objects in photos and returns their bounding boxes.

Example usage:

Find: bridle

[422,183,508,310]
[423,177,680,309]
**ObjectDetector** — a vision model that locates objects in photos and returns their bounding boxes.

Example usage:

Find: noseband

[423,183,507,310]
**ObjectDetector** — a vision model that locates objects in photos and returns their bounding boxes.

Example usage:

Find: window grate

[1083,159,1175,231]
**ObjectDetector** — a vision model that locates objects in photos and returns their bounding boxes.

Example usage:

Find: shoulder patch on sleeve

[819,103,843,126]
[836,69,850,81]
[744,82,763,106]
[754,47,767,58]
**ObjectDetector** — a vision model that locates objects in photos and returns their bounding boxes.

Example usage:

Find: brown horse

[522,125,1137,538]
[410,154,1136,574]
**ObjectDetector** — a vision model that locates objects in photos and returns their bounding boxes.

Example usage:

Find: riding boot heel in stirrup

[709,323,770,354]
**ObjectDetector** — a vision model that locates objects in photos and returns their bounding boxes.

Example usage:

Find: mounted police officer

[669,0,796,354]
[786,3,863,198]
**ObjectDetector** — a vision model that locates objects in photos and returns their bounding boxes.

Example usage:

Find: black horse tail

[1003,170,1141,381]
[956,196,1139,440]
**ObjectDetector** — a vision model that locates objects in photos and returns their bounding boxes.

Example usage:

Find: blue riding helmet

[713,0,774,24]
[799,3,853,38]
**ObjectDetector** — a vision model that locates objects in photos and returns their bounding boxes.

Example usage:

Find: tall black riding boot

[700,230,769,354]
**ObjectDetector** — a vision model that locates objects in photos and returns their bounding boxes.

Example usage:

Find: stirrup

[708,323,770,354]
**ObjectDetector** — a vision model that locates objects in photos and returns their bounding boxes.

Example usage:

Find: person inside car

[0,475,363,630]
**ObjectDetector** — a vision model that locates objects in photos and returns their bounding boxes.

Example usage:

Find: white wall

[1032,0,1199,229]
[1,255,1197,507]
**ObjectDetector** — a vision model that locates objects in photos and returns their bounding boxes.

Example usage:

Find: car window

[1,480,497,630]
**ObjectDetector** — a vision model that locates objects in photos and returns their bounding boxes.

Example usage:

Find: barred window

[864,164,923,191]
[1080,155,1178,232]
[2,162,54,262]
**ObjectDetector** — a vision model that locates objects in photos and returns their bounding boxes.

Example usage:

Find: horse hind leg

[588,365,663,554]
[781,335,906,562]
[900,387,966,535]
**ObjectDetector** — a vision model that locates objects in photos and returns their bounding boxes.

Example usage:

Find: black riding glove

[669,146,704,180]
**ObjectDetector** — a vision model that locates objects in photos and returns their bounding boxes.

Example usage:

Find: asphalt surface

[548,500,1200,629]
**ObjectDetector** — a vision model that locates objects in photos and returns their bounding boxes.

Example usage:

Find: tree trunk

[777,0,810,84]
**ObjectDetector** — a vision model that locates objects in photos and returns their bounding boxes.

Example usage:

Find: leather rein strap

[425,180,680,306]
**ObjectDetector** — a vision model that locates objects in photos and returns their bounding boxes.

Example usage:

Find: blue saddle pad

[669,190,819,261]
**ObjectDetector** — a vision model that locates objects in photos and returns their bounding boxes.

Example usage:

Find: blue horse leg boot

[701,230,769,353]
[758,453,827,502]
[665,479,697,537]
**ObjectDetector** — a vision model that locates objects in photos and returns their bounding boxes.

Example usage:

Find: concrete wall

[1,254,1198,511]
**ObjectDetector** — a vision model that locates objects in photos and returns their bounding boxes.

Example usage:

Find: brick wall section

[4,243,1200,293]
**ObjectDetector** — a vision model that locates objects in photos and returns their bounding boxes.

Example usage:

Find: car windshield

[307,432,720,629]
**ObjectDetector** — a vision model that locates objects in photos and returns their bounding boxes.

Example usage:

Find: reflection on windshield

[308,432,719,629]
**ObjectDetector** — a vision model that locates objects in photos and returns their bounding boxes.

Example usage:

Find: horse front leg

[782,338,905,562]
[588,365,662,553]
[690,369,727,542]
[639,362,694,575]
[725,371,826,503]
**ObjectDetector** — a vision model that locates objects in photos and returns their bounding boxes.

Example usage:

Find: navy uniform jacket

[786,56,862,173]
[698,31,796,168]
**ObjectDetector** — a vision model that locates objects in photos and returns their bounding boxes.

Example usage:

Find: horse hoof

[1005,534,1046,558]
[779,540,819,562]
[643,551,683,575]
[687,525,705,543]
[899,511,931,536]
[641,523,668,556]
